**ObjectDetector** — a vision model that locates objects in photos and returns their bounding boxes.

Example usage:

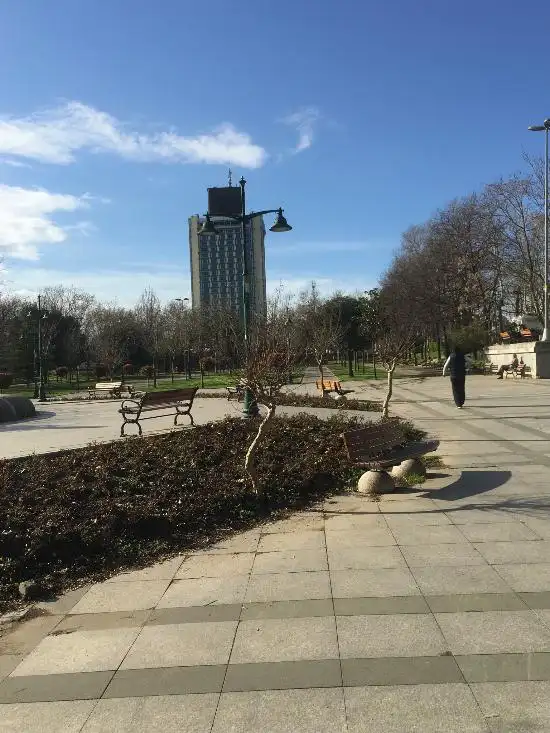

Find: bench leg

[174,406,194,427]
[120,417,142,437]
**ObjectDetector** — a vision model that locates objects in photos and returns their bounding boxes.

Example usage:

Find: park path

[3,376,550,730]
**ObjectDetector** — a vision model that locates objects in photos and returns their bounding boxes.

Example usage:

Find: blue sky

[1,0,549,305]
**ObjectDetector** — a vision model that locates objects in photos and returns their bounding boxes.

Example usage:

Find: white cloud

[281,107,320,154]
[0,158,31,168]
[0,184,90,260]
[0,102,268,168]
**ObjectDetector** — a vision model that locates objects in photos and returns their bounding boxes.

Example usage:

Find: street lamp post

[199,177,292,417]
[528,119,550,341]
[175,297,190,379]
[27,295,48,401]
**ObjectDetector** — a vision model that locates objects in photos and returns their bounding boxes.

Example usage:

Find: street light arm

[222,208,283,223]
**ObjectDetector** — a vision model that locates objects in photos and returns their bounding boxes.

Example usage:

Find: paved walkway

[2,376,550,730]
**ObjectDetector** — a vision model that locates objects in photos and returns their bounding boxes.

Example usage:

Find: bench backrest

[95,382,122,389]
[342,419,404,463]
[142,387,198,407]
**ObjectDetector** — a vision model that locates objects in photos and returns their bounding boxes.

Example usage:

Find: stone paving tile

[53,610,151,633]
[471,681,550,732]
[401,542,486,567]
[383,511,452,528]
[175,553,255,579]
[0,656,23,682]
[474,540,550,565]
[245,571,331,603]
[521,518,550,539]
[211,687,347,733]
[0,615,62,656]
[436,611,550,655]
[9,627,140,677]
[426,593,527,613]
[252,549,328,574]
[447,509,518,525]
[327,546,406,570]
[36,586,92,615]
[323,513,386,531]
[240,599,333,621]
[0,699,96,733]
[105,557,184,583]
[120,621,237,669]
[262,513,325,533]
[325,528,397,548]
[0,671,113,703]
[157,576,249,608]
[230,616,338,664]
[341,656,462,687]
[330,568,421,598]
[197,531,261,555]
[344,683,489,732]
[257,530,326,552]
[412,565,512,596]
[69,580,171,614]
[147,604,241,625]
[336,613,448,658]
[459,522,541,542]
[80,694,219,733]
[457,652,550,683]
[103,665,226,698]
[333,595,430,616]
[389,523,468,546]
[223,659,341,692]
[495,562,550,592]
[519,591,550,610]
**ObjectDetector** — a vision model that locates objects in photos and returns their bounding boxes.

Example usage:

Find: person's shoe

[496,376,503,379]
[457,405,463,409]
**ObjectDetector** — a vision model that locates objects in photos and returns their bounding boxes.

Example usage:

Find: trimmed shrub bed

[0,413,424,612]
[198,392,381,412]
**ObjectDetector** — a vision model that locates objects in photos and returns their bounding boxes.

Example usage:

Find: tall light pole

[199,177,292,417]
[528,119,550,341]
[175,297,190,379]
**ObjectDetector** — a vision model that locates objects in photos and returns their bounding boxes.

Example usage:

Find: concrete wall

[485,341,550,378]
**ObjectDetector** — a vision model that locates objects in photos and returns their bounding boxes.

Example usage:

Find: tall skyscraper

[189,214,267,318]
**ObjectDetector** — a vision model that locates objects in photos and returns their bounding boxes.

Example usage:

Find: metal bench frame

[119,387,198,436]
[342,418,439,471]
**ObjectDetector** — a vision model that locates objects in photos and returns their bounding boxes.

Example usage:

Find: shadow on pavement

[422,470,512,501]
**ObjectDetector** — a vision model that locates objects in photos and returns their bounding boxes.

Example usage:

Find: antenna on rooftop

[228,168,233,187]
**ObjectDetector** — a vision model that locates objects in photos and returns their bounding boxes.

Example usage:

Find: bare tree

[87,305,137,378]
[375,279,424,418]
[239,296,304,505]
[296,282,342,392]
[135,288,162,388]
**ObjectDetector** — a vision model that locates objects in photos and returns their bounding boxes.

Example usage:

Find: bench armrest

[120,398,143,410]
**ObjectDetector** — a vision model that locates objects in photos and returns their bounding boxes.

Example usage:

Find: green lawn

[2,373,237,398]
[328,362,383,381]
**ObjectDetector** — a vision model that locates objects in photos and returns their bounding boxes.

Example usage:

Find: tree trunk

[245,402,276,507]
[153,356,157,388]
[317,359,325,396]
[171,358,175,384]
[348,349,354,377]
[382,360,397,418]
[200,366,205,389]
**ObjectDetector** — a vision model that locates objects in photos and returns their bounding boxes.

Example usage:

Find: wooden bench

[88,381,133,399]
[227,380,246,401]
[119,387,198,436]
[504,363,531,379]
[316,379,343,394]
[342,418,439,473]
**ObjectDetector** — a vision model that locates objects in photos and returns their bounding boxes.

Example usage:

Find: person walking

[442,346,471,409]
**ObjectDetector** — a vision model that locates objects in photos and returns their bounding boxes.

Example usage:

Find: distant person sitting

[496,354,518,379]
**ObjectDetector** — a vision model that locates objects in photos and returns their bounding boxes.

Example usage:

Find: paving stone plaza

[2,375,550,731]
